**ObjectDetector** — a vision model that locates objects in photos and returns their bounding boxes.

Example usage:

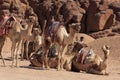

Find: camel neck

[68,31,75,44]
[103,51,109,66]
[27,23,33,35]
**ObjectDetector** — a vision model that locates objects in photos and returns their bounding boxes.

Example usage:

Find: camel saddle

[77,48,94,64]
[45,21,60,40]
[77,48,87,64]
[0,16,16,36]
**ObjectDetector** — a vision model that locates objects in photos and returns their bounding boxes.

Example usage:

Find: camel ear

[102,45,110,51]
[105,45,110,50]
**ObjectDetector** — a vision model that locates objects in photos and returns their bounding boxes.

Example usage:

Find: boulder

[86,0,114,32]
[109,2,120,22]
[0,0,39,27]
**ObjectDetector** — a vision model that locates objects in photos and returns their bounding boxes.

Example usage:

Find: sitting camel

[71,43,110,75]
[29,44,75,71]
[42,20,81,70]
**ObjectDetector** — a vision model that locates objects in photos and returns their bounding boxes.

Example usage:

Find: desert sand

[0,36,119,80]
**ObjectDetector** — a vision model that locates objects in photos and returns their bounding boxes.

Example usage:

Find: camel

[20,16,36,60]
[71,43,110,75]
[6,16,27,67]
[29,44,75,71]
[42,20,81,70]
[0,15,36,67]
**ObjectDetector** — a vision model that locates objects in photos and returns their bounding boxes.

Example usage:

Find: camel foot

[43,68,50,70]
[41,67,50,70]
[57,68,64,71]
[41,67,46,70]
[60,67,65,71]
[57,66,61,71]
[21,59,24,61]
[46,67,50,70]
[46,66,50,70]
[26,58,29,61]
[15,66,20,68]
[15,63,19,68]
[57,68,60,71]
[104,72,109,76]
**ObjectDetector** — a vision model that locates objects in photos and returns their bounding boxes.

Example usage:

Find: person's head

[2,10,10,16]
[33,28,41,35]
[51,16,55,22]
[80,36,84,42]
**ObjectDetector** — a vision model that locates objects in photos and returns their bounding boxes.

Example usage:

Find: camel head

[69,23,81,33]
[102,45,110,56]
[26,16,36,24]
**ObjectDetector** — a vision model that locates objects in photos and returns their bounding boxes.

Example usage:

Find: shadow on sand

[20,66,45,70]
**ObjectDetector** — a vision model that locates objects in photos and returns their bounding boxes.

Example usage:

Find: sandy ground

[0,37,120,80]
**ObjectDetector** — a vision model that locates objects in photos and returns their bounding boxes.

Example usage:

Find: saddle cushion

[77,48,87,64]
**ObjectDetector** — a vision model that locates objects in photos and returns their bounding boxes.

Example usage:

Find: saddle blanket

[0,16,16,36]
[77,48,94,64]
[45,21,60,38]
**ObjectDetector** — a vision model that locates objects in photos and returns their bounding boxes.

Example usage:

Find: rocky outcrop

[109,1,120,22]
[59,0,85,31]
[89,25,120,39]
[0,0,120,38]
[86,0,114,32]
[0,0,39,28]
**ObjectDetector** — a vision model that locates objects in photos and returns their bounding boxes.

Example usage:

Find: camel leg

[64,55,74,71]
[57,51,61,70]
[60,45,68,70]
[42,53,45,69]
[11,42,16,67]
[41,46,46,69]
[25,40,29,60]
[0,50,5,67]
[57,46,62,71]
[11,42,15,60]
[21,40,25,61]
[45,51,49,69]
[15,40,22,67]
[0,37,6,66]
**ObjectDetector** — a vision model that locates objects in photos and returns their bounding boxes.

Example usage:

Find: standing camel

[20,16,36,60]
[0,15,36,67]
[6,16,25,67]
[42,20,81,70]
